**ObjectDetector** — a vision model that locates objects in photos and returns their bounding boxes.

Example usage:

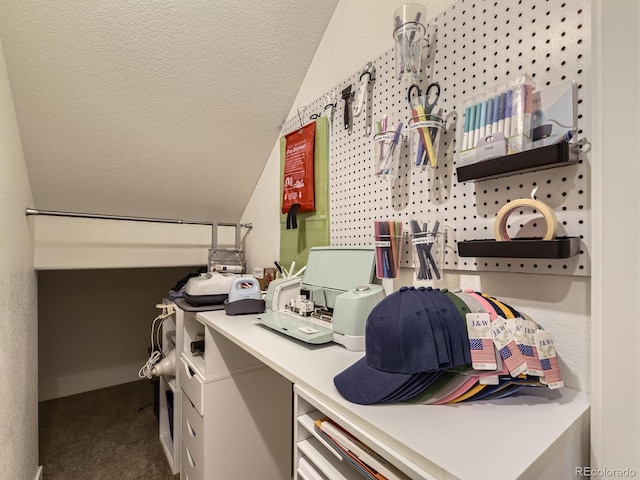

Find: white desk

[197,310,590,480]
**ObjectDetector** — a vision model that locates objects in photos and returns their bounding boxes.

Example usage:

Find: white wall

[37,267,197,401]
[34,218,211,269]
[590,0,640,472]
[0,39,39,480]
[31,212,244,269]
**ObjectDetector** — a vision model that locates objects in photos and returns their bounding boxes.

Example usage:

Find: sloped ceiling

[0,0,338,222]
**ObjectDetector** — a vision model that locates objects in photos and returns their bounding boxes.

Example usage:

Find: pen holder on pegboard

[373,129,405,179]
[393,3,427,84]
[374,220,404,279]
[410,230,445,281]
[408,113,443,170]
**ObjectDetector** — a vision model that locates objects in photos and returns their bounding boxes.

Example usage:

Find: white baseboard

[34,466,43,480]
[39,362,144,401]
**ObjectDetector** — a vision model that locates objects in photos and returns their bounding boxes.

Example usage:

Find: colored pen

[491,94,500,134]
[408,12,422,43]
[462,106,471,151]
[416,104,437,166]
[485,98,494,135]
[525,83,533,137]
[467,105,477,150]
[410,101,429,166]
[510,87,520,137]
[497,92,506,134]
[516,84,526,136]
[416,134,425,166]
[473,102,481,147]
[504,89,512,137]
[381,122,403,174]
[479,100,488,138]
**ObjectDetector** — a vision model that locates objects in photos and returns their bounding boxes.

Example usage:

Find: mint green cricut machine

[255,246,385,351]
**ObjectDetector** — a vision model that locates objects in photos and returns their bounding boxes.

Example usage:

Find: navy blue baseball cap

[334,286,445,405]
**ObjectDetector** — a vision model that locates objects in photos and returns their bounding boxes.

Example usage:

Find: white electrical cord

[138,305,176,379]
[138,350,162,379]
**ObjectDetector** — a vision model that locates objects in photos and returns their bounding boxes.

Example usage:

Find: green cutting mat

[279,116,330,270]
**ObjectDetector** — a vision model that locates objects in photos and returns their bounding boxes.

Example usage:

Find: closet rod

[25,208,252,229]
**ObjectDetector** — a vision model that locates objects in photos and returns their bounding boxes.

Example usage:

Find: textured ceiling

[0,0,338,222]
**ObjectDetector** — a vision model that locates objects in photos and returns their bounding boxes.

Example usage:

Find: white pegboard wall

[282,0,590,277]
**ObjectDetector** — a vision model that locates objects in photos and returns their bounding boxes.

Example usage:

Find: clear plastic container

[459,74,535,167]
[374,219,404,279]
[374,235,403,279]
[408,113,444,170]
[411,230,445,281]
[393,3,427,84]
[373,130,405,179]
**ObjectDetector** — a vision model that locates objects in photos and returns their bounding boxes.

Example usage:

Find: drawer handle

[185,363,196,378]
[186,447,196,468]
[186,419,197,438]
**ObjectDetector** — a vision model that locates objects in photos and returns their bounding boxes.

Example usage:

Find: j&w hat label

[466,312,497,370]
[492,317,527,377]
[535,331,564,389]
[516,317,544,377]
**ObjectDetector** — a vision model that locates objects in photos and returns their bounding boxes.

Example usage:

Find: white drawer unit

[294,386,437,480]
[179,357,205,415]
[181,440,203,480]
[182,309,264,379]
[181,390,204,467]
[180,311,293,480]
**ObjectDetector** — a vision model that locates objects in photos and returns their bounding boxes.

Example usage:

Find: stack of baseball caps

[334,286,563,405]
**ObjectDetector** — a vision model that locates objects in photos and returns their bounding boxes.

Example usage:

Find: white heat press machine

[183,271,238,306]
[255,246,385,351]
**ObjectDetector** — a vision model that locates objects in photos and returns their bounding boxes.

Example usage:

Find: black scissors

[407,82,440,114]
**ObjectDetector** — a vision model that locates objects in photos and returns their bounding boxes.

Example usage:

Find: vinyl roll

[493,198,557,241]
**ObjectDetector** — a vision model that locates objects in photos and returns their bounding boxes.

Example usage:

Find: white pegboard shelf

[282,0,590,277]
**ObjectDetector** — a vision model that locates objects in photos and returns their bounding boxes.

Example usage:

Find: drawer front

[181,441,203,480]
[180,357,204,415]
[181,392,204,469]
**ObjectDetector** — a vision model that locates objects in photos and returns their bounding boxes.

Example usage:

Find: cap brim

[405,371,466,404]
[333,357,420,405]
[379,370,443,404]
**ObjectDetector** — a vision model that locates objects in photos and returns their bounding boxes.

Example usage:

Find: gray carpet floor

[39,380,180,480]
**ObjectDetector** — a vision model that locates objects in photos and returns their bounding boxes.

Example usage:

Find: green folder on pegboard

[279,116,330,271]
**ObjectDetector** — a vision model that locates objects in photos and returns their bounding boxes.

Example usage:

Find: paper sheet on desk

[253,310,334,345]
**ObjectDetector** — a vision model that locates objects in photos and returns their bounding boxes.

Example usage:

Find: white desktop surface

[197,310,590,480]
